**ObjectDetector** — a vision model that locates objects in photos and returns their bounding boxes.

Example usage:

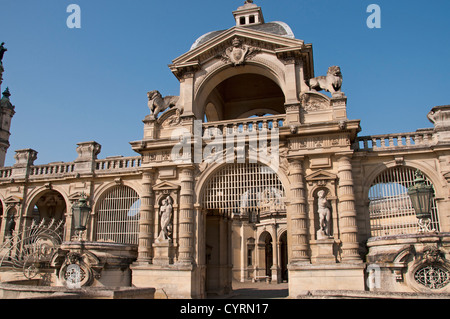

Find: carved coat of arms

[221,37,260,66]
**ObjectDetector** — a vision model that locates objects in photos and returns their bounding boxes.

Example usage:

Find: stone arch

[25,186,69,221]
[194,60,287,121]
[258,231,273,277]
[204,102,220,122]
[363,160,446,201]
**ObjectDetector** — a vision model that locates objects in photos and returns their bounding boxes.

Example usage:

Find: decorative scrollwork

[0,218,65,279]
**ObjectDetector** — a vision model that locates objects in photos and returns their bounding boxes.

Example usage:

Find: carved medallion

[221,37,260,66]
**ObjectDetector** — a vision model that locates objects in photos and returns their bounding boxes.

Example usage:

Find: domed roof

[190,2,295,51]
[190,21,295,51]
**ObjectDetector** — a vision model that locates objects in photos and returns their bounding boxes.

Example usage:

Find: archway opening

[259,231,273,277]
[279,231,288,282]
[201,162,288,296]
[368,166,440,237]
[205,209,232,296]
[203,73,285,122]
[30,190,66,223]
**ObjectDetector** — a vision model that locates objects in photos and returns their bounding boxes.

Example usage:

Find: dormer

[233,1,264,27]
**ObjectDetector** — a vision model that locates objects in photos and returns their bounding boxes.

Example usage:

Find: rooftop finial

[0,42,7,64]
[2,87,10,99]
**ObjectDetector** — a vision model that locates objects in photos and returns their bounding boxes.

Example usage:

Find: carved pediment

[153,181,180,191]
[68,192,89,203]
[4,195,22,206]
[306,170,337,183]
[170,27,306,78]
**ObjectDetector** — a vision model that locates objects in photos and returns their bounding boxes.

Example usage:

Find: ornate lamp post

[72,193,91,241]
[407,170,435,233]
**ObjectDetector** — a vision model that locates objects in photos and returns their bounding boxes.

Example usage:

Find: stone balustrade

[355,130,434,151]
[95,156,142,172]
[0,167,11,179]
[202,114,285,138]
[0,156,142,182]
[29,162,75,177]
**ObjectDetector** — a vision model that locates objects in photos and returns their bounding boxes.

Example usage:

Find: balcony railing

[0,156,143,181]
[355,130,434,151]
[202,115,285,138]
[95,156,142,172]
[29,162,75,177]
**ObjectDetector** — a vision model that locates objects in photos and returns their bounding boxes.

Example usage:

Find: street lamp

[407,170,434,233]
[72,193,91,240]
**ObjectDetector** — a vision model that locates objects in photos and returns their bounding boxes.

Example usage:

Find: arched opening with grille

[94,185,141,245]
[368,166,440,237]
[202,163,286,220]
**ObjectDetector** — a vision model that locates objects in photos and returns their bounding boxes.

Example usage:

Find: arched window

[368,167,440,237]
[95,186,141,245]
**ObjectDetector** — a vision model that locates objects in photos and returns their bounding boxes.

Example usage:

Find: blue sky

[0,0,449,166]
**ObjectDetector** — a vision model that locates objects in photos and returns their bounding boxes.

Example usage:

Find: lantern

[72,194,91,232]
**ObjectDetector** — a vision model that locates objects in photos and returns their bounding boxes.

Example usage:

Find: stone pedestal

[152,240,174,266]
[288,263,366,297]
[131,263,204,299]
[311,238,336,264]
[143,116,157,140]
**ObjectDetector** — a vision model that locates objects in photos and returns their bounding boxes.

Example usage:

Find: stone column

[178,166,195,265]
[272,223,280,283]
[136,170,155,264]
[337,153,361,263]
[288,158,310,263]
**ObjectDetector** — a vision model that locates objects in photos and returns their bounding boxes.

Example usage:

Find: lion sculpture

[147,90,180,118]
[307,66,343,95]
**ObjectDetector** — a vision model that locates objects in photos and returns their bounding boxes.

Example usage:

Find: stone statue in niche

[306,66,343,96]
[157,196,173,242]
[316,190,332,239]
[5,213,16,237]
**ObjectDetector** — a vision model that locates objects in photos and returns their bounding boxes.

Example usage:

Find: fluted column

[288,158,310,263]
[136,170,155,264]
[178,166,195,265]
[337,153,361,263]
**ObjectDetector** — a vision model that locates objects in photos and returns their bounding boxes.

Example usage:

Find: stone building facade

[0,1,449,298]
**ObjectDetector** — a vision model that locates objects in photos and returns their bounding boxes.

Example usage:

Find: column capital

[335,151,354,160]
